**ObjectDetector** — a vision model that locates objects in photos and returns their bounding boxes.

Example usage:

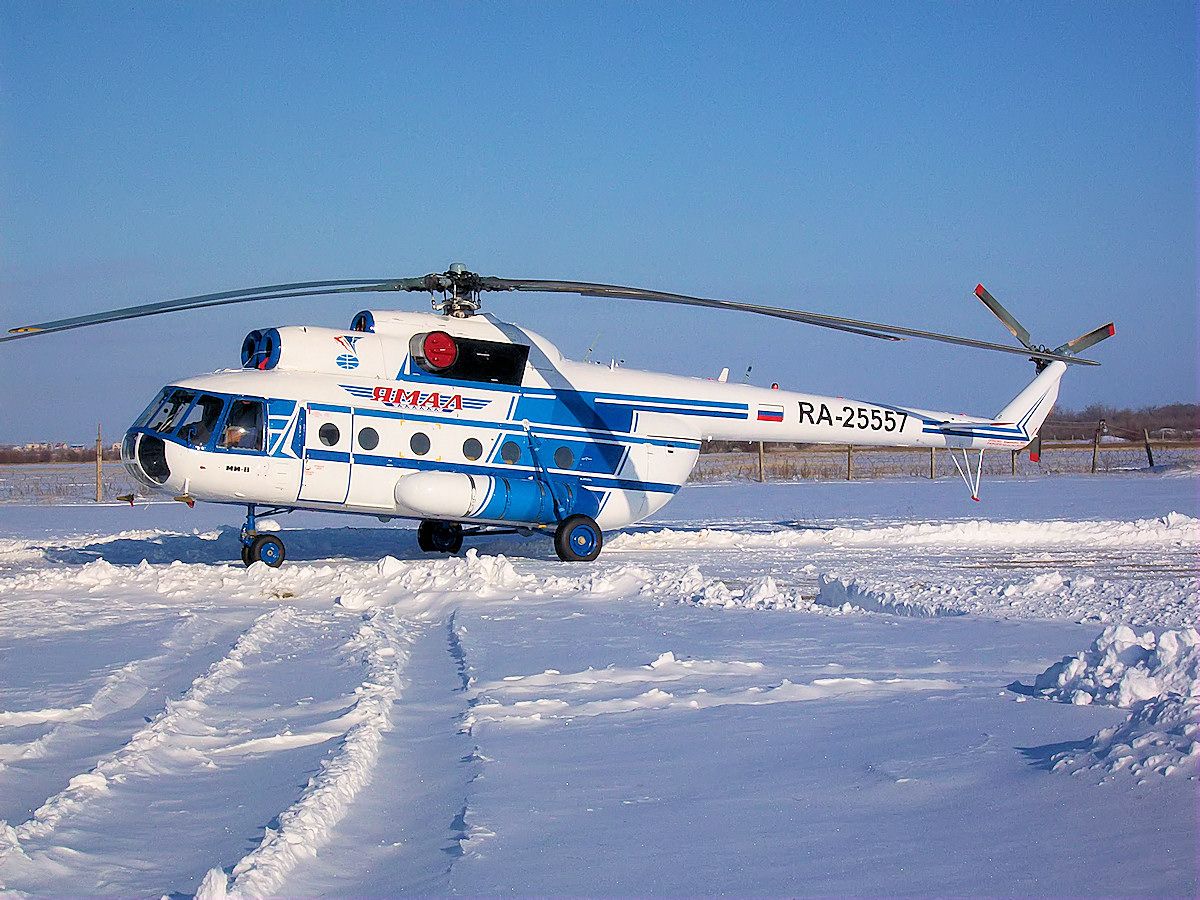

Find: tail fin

[994,360,1067,445]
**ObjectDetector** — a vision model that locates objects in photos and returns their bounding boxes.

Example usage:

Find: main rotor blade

[481,278,1098,366]
[1054,322,1115,356]
[2,279,422,343]
[973,284,1033,348]
[480,278,899,342]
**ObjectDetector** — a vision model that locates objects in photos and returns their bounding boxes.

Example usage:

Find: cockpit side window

[147,389,195,433]
[177,395,225,448]
[218,399,265,452]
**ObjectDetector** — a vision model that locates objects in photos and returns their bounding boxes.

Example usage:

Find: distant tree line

[0,447,122,464]
[1041,403,1199,441]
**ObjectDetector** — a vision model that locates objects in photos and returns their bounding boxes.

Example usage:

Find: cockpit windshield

[133,388,171,428]
[130,387,266,453]
[146,388,195,433]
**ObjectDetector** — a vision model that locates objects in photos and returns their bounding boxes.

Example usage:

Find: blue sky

[1,2,1194,442]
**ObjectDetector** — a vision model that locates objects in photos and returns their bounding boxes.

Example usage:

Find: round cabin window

[410,432,431,456]
[319,423,340,447]
[358,427,379,451]
[463,438,483,461]
[500,440,521,464]
[554,446,574,469]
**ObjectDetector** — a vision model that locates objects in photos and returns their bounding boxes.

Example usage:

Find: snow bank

[632,565,823,612]
[811,571,1197,627]
[611,513,1199,552]
[336,550,528,614]
[1034,625,1200,707]
[465,675,958,730]
[1032,626,1200,780]
[476,651,765,695]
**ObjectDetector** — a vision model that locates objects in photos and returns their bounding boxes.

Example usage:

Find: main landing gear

[553,514,603,562]
[414,514,604,562]
[417,520,464,554]
[239,505,288,568]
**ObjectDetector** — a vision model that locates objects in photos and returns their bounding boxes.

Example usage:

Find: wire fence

[692,441,1200,483]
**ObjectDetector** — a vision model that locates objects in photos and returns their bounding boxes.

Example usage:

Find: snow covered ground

[0,473,1196,896]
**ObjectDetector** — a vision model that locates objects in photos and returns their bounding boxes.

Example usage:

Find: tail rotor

[974,284,1115,373]
[973,283,1115,462]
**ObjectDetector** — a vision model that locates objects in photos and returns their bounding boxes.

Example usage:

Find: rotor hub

[423,264,484,317]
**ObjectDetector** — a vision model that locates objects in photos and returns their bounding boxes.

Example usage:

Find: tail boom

[690,362,1066,452]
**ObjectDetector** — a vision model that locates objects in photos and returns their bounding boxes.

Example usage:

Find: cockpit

[123,386,267,486]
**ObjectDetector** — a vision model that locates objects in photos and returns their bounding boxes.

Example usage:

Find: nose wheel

[243,534,286,567]
[554,514,603,562]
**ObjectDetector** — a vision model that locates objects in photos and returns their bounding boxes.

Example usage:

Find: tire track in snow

[444,612,492,865]
[197,606,413,899]
[0,606,300,850]
[0,612,225,771]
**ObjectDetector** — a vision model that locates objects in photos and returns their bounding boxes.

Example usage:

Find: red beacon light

[421,331,458,370]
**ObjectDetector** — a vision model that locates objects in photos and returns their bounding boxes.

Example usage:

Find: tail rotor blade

[974,284,1033,348]
[1055,322,1116,357]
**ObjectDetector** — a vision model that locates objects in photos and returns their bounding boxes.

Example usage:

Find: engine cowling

[240,326,391,378]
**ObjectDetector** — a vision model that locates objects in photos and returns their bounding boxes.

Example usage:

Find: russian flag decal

[757,404,784,422]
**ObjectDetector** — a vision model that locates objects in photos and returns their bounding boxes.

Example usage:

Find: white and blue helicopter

[2,265,1113,566]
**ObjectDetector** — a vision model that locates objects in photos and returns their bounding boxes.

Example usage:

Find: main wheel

[240,544,253,566]
[554,514,603,562]
[246,534,286,568]
[417,520,464,554]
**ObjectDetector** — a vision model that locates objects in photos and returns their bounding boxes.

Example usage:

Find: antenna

[583,331,602,362]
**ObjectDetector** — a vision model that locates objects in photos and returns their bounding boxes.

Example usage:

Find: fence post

[95,423,103,503]
[1143,429,1155,468]
[757,441,765,482]
[846,445,853,480]
[1091,427,1100,474]
[929,446,936,479]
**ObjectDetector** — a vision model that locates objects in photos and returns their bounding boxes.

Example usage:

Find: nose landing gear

[239,504,289,568]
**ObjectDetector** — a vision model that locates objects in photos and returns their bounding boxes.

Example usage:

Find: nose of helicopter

[123,429,172,488]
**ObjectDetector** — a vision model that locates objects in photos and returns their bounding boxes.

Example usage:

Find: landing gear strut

[239,504,288,568]
[417,520,464,554]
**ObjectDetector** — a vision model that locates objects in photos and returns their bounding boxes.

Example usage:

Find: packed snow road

[0,474,1196,896]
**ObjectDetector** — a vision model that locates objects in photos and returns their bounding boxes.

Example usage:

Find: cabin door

[298,405,353,504]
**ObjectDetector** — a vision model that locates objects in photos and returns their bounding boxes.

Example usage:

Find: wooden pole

[846,444,853,480]
[757,441,765,483]
[95,423,103,503]
[929,447,936,479]
[1091,427,1100,474]
[1143,429,1155,468]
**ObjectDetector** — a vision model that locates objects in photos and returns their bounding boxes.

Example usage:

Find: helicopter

[2,265,1114,566]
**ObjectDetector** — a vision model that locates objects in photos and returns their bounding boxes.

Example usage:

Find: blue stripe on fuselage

[352,452,680,495]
